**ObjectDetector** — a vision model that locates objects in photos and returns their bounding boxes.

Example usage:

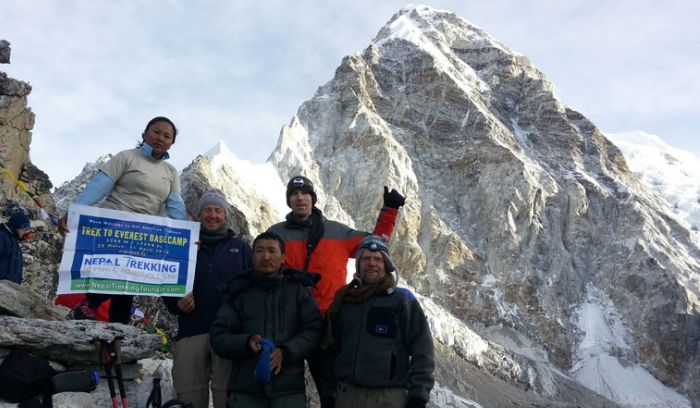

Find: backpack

[0,349,56,403]
[50,370,99,393]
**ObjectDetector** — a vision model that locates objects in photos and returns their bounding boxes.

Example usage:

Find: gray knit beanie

[355,234,395,274]
[196,188,228,216]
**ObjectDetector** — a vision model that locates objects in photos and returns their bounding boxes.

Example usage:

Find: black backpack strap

[145,378,162,408]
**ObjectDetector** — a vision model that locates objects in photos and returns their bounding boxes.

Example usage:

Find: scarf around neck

[285,207,325,271]
[199,226,231,247]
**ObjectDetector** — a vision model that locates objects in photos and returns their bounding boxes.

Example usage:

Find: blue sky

[2,1,698,186]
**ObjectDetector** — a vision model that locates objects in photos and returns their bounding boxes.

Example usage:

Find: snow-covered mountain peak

[194,142,288,227]
[267,5,700,405]
[371,5,506,102]
[377,5,504,51]
[203,141,234,159]
[607,131,700,234]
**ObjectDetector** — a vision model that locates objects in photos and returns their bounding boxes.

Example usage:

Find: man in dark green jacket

[323,235,435,408]
[210,232,322,408]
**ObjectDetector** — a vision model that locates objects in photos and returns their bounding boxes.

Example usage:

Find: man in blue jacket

[0,211,31,284]
[323,235,435,408]
[163,189,252,408]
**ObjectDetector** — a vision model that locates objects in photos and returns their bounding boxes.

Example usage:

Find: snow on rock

[204,141,288,218]
[573,355,690,408]
[53,155,112,213]
[180,142,285,239]
[418,289,490,362]
[571,284,691,407]
[430,382,484,408]
[607,131,700,237]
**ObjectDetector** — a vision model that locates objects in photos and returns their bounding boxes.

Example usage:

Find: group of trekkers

[5,116,435,408]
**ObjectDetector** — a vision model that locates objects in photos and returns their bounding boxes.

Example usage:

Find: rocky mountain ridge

[262,6,699,406]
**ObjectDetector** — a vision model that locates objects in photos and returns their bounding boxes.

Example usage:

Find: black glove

[405,397,427,408]
[320,396,336,408]
[383,186,406,209]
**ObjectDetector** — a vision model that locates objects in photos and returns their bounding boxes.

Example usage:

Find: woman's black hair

[144,116,178,142]
[138,116,178,148]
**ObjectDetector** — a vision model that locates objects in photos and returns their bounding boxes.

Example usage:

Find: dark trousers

[86,293,133,324]
[308,322,336,399]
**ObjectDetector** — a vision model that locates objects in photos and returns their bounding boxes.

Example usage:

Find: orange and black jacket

[267,207,398,314]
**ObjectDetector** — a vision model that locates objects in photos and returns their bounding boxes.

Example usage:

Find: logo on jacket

[367,307,398,338]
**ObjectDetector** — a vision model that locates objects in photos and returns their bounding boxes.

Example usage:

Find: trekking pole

[112,338,128,408]
[95,339,119,408]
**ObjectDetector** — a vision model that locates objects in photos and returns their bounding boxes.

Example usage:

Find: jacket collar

[222,267,321,297]
[139,143,171,161]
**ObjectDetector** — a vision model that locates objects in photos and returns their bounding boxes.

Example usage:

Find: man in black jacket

[0,211,31,284]
[210,232,322,408]
[163,189,252,408]
[323,235,435,408]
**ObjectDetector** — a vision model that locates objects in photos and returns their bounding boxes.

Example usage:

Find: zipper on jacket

[303,225,312,272]
[351,301,368,383]
[278,295,284,334]
[390,349,397,380]
[264,288,270,339]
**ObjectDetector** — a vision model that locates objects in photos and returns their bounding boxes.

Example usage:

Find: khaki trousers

[172,333,232,408]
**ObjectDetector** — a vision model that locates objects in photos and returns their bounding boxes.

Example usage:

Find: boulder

[0,280,68,320]
[0,316,160,365]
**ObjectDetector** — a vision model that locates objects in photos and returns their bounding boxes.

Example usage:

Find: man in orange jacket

[267,175,405,404]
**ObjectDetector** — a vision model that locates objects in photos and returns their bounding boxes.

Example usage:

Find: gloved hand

[405,397,427,408]
[383,186,405,209]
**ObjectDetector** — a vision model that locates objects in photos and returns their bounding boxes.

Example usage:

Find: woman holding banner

[58,116,186,323]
